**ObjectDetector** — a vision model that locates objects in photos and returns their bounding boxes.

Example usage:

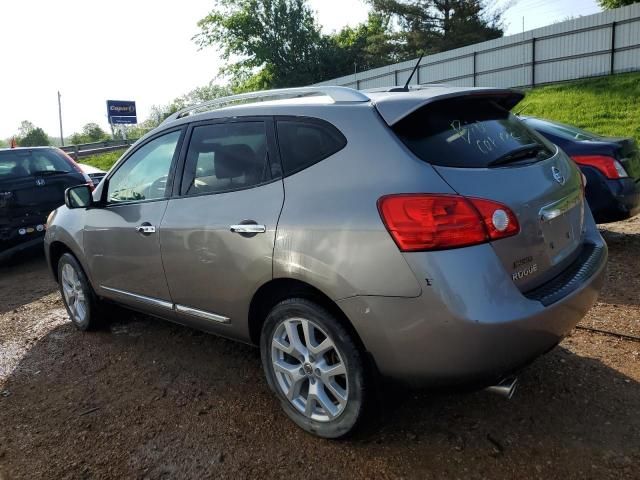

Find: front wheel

[260,298,367,438]
[57,253,104,331]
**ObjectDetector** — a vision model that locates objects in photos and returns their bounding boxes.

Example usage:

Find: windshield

[393,98,554,168]
[0,149,73,179]
[522,117,602,141]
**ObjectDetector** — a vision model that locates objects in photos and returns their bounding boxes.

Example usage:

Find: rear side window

[276,119,346,175]
[393,98,553,168]
[181,121,270,196]
[0,149,72,179]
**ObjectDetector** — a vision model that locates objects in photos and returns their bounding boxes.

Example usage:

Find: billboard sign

[107,100,137,124]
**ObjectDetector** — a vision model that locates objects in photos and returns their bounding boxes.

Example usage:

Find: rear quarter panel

[273,104,456,300]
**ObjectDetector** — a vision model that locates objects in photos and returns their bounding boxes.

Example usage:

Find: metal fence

[60,139,136,160]
[315,3,640,90]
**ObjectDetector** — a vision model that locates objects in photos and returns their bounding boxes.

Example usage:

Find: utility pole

[57,91,64,146]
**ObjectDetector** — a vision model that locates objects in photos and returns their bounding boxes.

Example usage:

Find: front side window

[181,122,269,196]
[107,130,181,203]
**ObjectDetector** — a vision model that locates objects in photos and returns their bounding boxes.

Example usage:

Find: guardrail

[60,138,138,160]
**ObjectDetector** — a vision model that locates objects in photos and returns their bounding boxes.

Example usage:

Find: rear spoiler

[369,88,525,126]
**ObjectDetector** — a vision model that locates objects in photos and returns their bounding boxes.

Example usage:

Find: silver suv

[45,86,607,438]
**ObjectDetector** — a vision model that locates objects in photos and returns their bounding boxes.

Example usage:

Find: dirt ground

[0,218,639,480]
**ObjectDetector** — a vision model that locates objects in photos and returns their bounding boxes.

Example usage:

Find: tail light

[571,155,628,179]
[57,148,95,190]
[377,194,519,252]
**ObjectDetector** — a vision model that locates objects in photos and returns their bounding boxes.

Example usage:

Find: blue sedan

[522,117,640,224]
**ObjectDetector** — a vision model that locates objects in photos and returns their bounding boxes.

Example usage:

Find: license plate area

[539,190,584,265]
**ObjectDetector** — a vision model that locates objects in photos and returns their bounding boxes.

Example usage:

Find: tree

[19,127,50,147]
[327,13,404,75]
[82,123,109,142]
[194,0,325,89]
[368,0,503,56]
[598,0,639,7]
[146,82,232,128]
[69,123,110,145]
[18,120,36,138]
[0,139,7,148]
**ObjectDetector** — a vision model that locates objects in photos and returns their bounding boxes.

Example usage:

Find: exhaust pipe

[485,376,518,399]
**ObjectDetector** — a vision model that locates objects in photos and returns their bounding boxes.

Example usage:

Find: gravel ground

[0,218,639,480]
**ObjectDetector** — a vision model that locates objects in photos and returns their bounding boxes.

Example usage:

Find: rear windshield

[0,149,72,179]
[522,117,601,141]
[393,98,554,168]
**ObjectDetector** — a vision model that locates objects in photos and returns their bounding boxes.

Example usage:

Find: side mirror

[65,184,93,209]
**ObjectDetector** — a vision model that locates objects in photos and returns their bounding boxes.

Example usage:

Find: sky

[0,0,601,140]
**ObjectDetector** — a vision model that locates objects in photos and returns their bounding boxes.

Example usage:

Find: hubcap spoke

[284,320,308,359]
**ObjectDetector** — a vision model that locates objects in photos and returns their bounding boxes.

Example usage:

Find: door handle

[230,224,266,234]
[136,224,156,234]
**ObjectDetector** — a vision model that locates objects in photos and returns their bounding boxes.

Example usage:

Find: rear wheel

[57,253,105,331]
[260,298,367,438]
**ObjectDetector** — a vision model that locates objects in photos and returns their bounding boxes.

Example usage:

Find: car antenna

[388,53,424,92]
[403,53,424,91]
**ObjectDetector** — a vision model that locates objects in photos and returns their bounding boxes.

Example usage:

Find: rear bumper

[586,174,640,223]
[338,233,607,386]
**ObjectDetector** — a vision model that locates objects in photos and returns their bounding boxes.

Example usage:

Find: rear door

[160,118,283,337]
[83,129,184,315]
[392,96,586,291]
[0,148,87,250]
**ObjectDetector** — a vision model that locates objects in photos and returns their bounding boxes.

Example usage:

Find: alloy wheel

[271,317,349,422]
[61,263,87,324]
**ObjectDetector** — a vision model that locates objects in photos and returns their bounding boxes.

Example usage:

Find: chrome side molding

[101,286,174,310]
[174,304,230,324]
[100,286,230,324]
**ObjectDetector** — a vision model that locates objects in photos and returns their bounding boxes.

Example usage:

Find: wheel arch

[248,278,367,354]
[47,241,93,289]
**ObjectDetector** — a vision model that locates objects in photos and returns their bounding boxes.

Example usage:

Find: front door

[84,129,184,315]
[160,119,284,338]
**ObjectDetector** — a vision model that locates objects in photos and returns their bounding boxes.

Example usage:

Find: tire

[260,298,367,438]
[57,253,105,331]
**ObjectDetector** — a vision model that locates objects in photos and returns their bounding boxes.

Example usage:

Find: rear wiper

[489,144,547,167]
[31,170,72,176]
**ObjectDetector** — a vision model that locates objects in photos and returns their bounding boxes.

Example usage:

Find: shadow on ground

[1,314,638,479]
[0,251,56,314]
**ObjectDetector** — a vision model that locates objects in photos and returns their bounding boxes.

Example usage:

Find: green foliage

[143,82,232,131]
[80,149,126,171]
[368,0,503,56]
[19,127,50,147]
[325,13,404,75]
[598,0,639,8]
[194,0,504,89]
[18,120,36,138]
[0,139,7,148]
[194,0,324,89]
[522,72,640,142]
[69,123,110,145]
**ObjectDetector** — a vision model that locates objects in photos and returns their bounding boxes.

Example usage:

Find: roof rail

[162,86,370,124]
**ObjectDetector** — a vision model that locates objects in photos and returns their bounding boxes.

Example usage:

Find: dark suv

[0,147,93,262]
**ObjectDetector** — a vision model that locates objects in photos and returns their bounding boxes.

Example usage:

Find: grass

[79,149,126,171]
[521,72,640,141]
[76,73,640,172]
